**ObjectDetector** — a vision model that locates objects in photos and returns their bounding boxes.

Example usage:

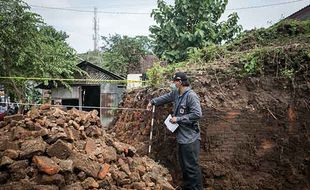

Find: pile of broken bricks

[0,105,174,190]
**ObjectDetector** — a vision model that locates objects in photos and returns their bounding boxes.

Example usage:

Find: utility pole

[93,7,99,51]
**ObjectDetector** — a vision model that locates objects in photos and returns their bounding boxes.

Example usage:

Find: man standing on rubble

[147,72,203,190]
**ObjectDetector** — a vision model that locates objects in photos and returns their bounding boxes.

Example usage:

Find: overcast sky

[24,0,309,53]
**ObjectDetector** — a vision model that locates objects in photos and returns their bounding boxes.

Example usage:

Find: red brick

[55,118,65,126]
[12,126,32,140]
[118,158,131,175]
[72,121,80,130]
[64,126,80,141]
[81,177,99,189]
[32,156,60,175]
[135,165,146,176]
[0,156,14,166]
[3,149,19,159]
[84,138,96,154]
[8,160,29,180]
[4,114,24,123]
[224,111,240,120]
[20,138,47,159]
[0,139,19,151]
[70,152,101,178]
[36,119,45,127]
[98,163,110,179]
[41,174,65,185]
[40,104,51,110]
[47,140,72,159]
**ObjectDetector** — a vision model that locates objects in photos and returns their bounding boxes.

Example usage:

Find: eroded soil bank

[112,73,310,190]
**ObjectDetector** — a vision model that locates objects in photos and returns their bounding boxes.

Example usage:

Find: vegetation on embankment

[146,20,310,87]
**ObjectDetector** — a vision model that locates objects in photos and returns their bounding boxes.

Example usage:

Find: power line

[28,0,308,14]
[226,0,307,11]
[29,5,150,15]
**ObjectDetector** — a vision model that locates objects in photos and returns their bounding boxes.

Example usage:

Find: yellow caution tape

[0,76,148,83]
[0,102,149,111]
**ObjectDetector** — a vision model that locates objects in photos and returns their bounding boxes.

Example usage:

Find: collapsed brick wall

[111,75,310,189]
[0,105,175,190]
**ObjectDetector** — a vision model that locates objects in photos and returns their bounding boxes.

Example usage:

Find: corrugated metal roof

[73,61,125,85]
[36,61,125,88]
[77,61,125,80]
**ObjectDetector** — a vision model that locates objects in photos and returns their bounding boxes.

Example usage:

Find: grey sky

[24,0,309,53]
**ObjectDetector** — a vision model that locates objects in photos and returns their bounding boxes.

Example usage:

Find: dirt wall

[111,74,310,190]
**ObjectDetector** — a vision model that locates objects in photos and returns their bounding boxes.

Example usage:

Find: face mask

[170,83,177,91]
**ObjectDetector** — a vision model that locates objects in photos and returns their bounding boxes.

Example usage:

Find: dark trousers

[178,139,203,190]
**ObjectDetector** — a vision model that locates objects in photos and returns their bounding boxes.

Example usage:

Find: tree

[101,34,153,76]
[0,0,80,105]
[150,0,242,62]
[78,51,103,66]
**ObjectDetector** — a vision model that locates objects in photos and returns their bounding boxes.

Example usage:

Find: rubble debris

[0,106,174,189]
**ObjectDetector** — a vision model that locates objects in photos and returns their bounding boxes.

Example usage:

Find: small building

[38,61,125,127]
[126,55,166,90]
[286,5,310,21]
[127,74,144,89]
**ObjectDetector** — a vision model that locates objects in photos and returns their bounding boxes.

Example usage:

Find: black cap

[172,72,188,81]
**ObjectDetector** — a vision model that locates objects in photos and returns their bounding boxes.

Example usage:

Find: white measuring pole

[148,105,155,154]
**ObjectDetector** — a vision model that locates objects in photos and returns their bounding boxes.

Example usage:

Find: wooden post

[148,105,155,154]
[78,86,82,111]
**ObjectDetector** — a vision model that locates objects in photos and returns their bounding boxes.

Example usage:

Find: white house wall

[127,74,142,90]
